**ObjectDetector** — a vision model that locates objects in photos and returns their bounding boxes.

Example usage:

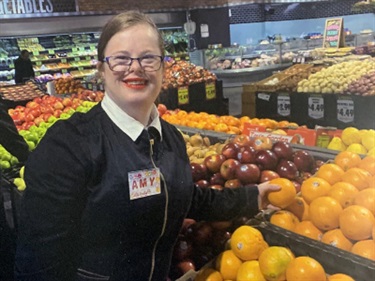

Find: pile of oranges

[161,109,299,135]
[269,151,375,262]
[195,225,355,281]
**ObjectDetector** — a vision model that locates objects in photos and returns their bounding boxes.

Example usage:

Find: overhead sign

[0,0,76,15]
[323,18,345,48]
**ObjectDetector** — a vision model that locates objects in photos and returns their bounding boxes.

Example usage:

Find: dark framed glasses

[103,54,164,72]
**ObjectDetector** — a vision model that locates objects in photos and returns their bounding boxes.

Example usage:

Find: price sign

[33,50,39,56]
[337,97,354,123]
[35,61,42,66]
[71,47,78,52]
[78,67,84,71]
[178,87,189,105]
[85,56,91,61]
[48,49,55,55]
[61,58,67,63]
[74,57,80,61]
[78,47,85,51]
[323,18,344,48]
[277,94,291,116]
[6,75,12,80]
[87,84,93,90]
[308,95,324,119]
[205,82,216,100]
[62,69,68,74]
[35,72,40,76]
[9,63,14,68]
[90,45,96,50]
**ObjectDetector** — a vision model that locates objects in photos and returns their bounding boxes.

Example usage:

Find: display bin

[250,220,375,281]
[158,80,228,115]
[255,91,295,123]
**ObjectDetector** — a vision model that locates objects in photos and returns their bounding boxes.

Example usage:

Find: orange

[267,178,297,208]
[215,250,242,280]
[270,210,300,231]
[236,260,266,281]
[229,225,265,261]
[285,196,310,221]
[334,151,361,171]
[321,229,353,252]
[341,167,372,191]
[316,163,345,185]
[351,239,375,261]
[353,188,375,215]
[339,205,375,240]
[328,273,355,281]
[258,246,294,281]
[328,182,359,208]
[301,177,332,204]
[285,256,326,281]
[195,268,223,281]
[358,156,375,175]
[309,196,343,231]
[293,220,323,241]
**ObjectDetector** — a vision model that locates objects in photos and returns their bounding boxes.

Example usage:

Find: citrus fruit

[195,268,223,281]
[285,256,326,281]
[309,196,343,231]
[293,220,323,241]
[341,167,372,190]
[351,239,375,261]
[301,177,332,204]
[346,143,367,154]
[353,188,375,215]
[258,246,294,281]
[328,181,359,208]
[334,151,361,171]
[327,136,346,151]
[373,224,375,240]
[361,129,375,151]
[341,127,361,146]
[368,147,375,157]
[328,273,355,281]
[321,229,353,251]
[285,196,309,221]
[267,178,297,209]
[316,163,345,185]
[270,210,300,231]
[358,156,375,176]
[236,260,266,281]
[339,205,375,240]
[229,225,265,261]
[215,250,242,280]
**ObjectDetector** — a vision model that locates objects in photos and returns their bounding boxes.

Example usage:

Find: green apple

[13,177,26,191]
[39,122,49,129]
[18,130,28,136]
[28,125,38,132]
[59,113,71,120]
[48,116,58,124]
[0,152,11,162]
[19,166,25,179]
[26,141,36,151]
[0,160,11,170]
[75,106,86,113]
[24,132,39,143]
[10,156,19,166]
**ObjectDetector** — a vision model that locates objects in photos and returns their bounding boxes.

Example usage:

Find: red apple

[53,109,62,118]
[62,97,73,107]
[221,143,240,159]
[188,222,213,246]
[251,136,273,151]
[157,103,167,116]
[293,150,315,172]
[26,101,39,109]
[209,172,225,186]
[211,230,231,249]
[175,260,195,277]
[33,97,42,104]
[224,179,242,189]
[295,171,313,184]
[235,163,261,184]
[173,238,193,261]
[272,141,294,160]
[24,113,35,122]
[204,154,226,173]
[220,159,240,180]
[42,113,53,122]
[53,101,64,110]
[33,116,44,126]
[236,146,256,164]
[209,184,224,191]
[191,163,208,182]
[260,170,280,183]
[255,149,278,170]
[276,160,299,180]
[292,180,302,193]
[195,179,210,189]
[232,134,252,147]
[180,219,196,235]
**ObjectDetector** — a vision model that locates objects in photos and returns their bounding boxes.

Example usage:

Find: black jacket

[14,57,35,84]
[15,104,259,281]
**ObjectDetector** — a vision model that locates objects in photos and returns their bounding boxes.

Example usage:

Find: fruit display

[346,70,375,96]
[53,77,84,95]
[0,81,45,101]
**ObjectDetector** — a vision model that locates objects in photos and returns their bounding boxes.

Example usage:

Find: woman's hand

[257,181,281,211]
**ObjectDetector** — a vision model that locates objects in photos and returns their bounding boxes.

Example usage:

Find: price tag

[35,72,41,76]
[308,95,324,119]
[85,56,91,61]
[78,67,84,71]
[61,58,67,63]
[277,94,291,116]
[90,45,96,50]
[178,87,189,105]
[48,49,55,54]
[36,61,42,66]
[72,47,78,52]
[9,63,14,68]
[258,93,271,101]
[33,50,39,56]
[175,57,181,61]
[205,82,216,100]
[78,47,85,51]
[337,97,354,123]
[74,57,80,61]
[88,84,93,90]
[62,69,68,74]
[6,75,12,80]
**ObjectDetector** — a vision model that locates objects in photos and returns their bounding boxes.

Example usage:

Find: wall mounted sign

[0,0,76,15]
[323,18,345,48]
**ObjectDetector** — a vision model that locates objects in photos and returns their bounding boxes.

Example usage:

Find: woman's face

[99,23,163,112]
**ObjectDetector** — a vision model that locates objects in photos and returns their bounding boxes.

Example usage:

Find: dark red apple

[180,219,196,235]
[210,221,232,230]
[236,146,256,164]
[209,172,225,186]
[272,141,294,160]
[232,134,252,147]
[224,179,242,189]
[175,260,196,277]
[211,230,231,250]
[292,180,302,193]
[204,154,226,173]
[194,179,210,189]
[191,163,208,182]
[250,136,273,151]
[235,163,261,184]
[293,150,315,172]
[173,238,193,261]
[220,159,240,180]
[209,184,224,191]
[276,160,299,180]
[188,222,213,246]
[221,143,240,159]
[255,150,278,170]
[295,171,313,184]
[260,170,280,183]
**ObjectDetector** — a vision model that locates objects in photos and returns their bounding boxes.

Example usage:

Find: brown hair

[97,11,165,64]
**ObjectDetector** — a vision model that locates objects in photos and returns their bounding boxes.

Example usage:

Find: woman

[15,11,279,281]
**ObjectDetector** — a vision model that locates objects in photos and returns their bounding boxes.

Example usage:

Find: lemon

[361,129,375,151]
[346,143,367,155]
[341,127,361,146]
[327,137,346,151]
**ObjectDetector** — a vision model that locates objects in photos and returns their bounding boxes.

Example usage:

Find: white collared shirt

[101,94,162,141]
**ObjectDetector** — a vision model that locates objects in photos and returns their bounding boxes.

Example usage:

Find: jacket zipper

[148,138,169,281]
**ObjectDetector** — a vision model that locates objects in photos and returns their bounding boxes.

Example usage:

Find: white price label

[277,94,291,116]
[337,98,354,123]
[258,93,271,101]
[308,96,324,119]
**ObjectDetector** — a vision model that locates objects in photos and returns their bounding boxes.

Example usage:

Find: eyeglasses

[103,54,163,72]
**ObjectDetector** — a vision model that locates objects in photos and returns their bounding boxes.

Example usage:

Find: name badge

[128,168,161,200]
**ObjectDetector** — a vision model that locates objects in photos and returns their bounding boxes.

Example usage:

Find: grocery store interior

[1,0,375,281]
